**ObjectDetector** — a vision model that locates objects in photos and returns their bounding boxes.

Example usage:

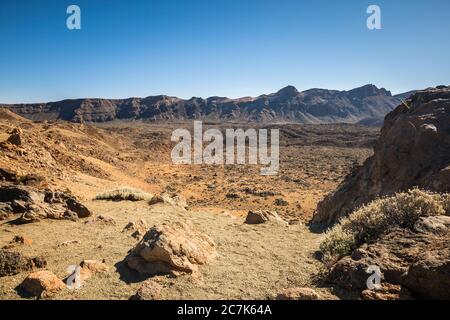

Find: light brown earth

[0,111,377,299]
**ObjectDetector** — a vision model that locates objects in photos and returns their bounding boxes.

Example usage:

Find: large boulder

[313,86,450,225]
[20,271,65,298]
[244,210,286,225]
[126,222,217,276]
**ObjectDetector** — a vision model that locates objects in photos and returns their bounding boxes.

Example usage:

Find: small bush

[320,225,356,267]
[320,188,449,266]
[442,194,450,215]
[94,187,153,202]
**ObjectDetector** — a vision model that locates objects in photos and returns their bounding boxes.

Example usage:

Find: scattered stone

[226,192,240,199]
[361,283,413,300]
[20,270,65,298]
[0,203,13,220]
[18,211,43,224]
[0,167,18,182]
[130,279,163,300]
[66,197,92,218]
[65,259,109,288]
[19,174,46,187]
[126,222,216,276]
[62,210,79,221]
[244,210,286,225]
[276,287,320,300]
[274,198,289,206]
[79,260,109,279]
[0,250,46,277]
[57,240,80,247]
[122,219,148,239]
[6,128,23,146]
[11,235,33,246]
[148,192,188,209]
[86,215,116,226]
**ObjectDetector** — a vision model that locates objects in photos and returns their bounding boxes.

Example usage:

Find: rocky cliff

[313,85,450,225]
[2,84,401,124]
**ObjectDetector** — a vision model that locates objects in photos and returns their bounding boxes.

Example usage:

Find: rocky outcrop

[3,84,401,124]
[126,222,217,276]
[327,217,450,299]
[313,86,450,225]
[0,183,92,223]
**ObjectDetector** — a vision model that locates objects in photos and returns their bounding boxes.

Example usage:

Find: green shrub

[94,187,153,201]
[320,188,449,266]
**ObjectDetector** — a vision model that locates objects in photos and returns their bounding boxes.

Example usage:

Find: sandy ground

[0,199,333,300]
[0,116,377,300]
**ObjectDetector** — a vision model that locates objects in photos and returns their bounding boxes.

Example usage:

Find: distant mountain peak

[347,84,392,98]
[275,85,299,97]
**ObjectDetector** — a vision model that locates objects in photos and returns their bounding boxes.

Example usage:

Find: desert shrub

[320,188,448,266]
[94,187,153,201]
[319,225,356,267]
[442,194,450,215]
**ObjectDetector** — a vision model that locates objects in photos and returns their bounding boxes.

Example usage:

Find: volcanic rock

[126,222,216,276]
[244,210,286,225]
[20,270,65,298]
[0,250,46,277]
[314,86,450,225]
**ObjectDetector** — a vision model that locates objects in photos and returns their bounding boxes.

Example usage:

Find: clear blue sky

[1,0,449,103]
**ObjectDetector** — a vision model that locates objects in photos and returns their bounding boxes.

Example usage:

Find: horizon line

[0,83,427,105]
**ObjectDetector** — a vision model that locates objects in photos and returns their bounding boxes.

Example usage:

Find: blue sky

[1,0,449,103]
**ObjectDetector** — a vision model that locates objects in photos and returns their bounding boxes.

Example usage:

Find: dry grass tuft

[94,187,153,202]
[320,188,449,266]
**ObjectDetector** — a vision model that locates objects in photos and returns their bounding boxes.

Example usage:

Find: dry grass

[94,187,153,202]
[320,189,450,266]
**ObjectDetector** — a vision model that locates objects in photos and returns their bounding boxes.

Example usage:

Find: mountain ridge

[1,84,417,124]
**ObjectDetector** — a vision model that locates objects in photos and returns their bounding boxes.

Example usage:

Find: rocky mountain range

[2,84,413,125]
